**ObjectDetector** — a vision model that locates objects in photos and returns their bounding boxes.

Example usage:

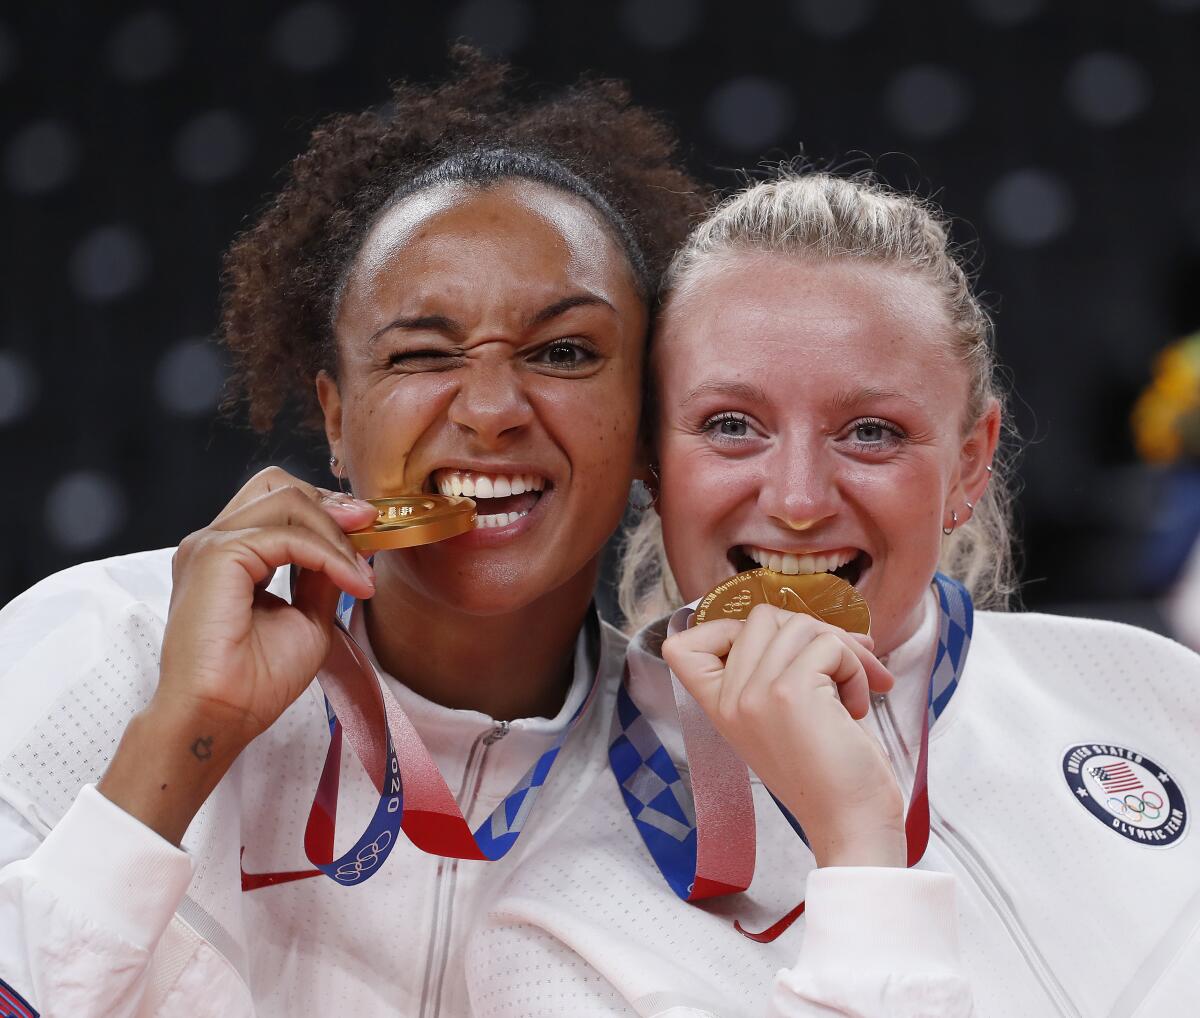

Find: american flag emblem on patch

[1090,762,1144,795]
[0,977,38,1018]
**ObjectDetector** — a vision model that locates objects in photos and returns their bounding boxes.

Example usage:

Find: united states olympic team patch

[1063,743,1187,846]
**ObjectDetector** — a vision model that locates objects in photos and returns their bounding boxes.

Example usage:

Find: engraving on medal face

[723,590,753,613]
[776,586,812,613]
[350,494,475,551]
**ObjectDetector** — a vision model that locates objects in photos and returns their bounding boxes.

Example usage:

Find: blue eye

[701,412,753,442]
[847,417,904,449]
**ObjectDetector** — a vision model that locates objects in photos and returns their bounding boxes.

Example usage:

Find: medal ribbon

[303,592,604,885]
[611,572,972,940]
[610,605,758,902]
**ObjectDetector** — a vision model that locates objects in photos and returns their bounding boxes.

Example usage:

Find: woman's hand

[98,466,378,844]
[662,604,907,869]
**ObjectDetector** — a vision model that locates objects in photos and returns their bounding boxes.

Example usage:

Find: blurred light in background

[884,65,972,141]
[451,0,532,56]
[269,1,351,73]
[154,339,227,418]
[68,225,150,302]
[0,352,38,428]
[44,471,128,552]
[173,111,252,185]
[4,119,78,195]
[966,0,1044,27]
[619,0,701,50]
[791,0,875,39]
[986,170,1074,248]
[1064,52,1151,128]
[105,9,179,83]
[705,77,793,153]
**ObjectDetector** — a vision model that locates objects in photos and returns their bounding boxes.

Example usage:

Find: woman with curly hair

[0,51,705,1017]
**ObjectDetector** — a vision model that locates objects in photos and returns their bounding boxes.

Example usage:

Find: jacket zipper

[418,720,509,1018]
[871,694,1080,1018]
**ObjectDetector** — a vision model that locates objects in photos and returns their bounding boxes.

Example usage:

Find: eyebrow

[830,386,921,410]
[526,293,615,328]
[679,380,770,407]
[368,293,615,346]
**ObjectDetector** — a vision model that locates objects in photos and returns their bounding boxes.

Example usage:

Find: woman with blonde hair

[471,171,1200,1017]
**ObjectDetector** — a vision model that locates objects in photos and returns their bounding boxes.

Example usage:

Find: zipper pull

[483,720,510,745]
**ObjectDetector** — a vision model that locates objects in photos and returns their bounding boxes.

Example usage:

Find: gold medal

[348,495,476,552]
[693,568,870,634]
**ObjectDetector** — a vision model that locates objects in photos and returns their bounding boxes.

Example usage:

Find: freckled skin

[319,180,647,621]
[653,255,998,656]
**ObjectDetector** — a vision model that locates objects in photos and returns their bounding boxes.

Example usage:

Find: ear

[951,398,1002,524]
[316,370,344,478]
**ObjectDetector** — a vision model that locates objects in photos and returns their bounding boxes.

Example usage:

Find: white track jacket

[0,550,968,1017]
[472,589,1200,1017]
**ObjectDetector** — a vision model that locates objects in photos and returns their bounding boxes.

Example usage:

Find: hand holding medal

[101,471,476,848]
[662,568,905,870]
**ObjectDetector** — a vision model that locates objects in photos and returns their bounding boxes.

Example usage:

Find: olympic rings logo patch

[1063,743,1187,847]
[334,830,394,883]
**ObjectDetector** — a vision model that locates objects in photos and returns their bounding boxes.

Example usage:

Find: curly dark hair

[220,47,708,433]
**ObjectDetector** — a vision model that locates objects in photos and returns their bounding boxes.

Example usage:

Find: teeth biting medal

[347,494,477,551]
[693,567,871,633]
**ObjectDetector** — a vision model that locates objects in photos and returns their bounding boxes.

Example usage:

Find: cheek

[659,444,751,579]
[539,379,640,494]
[857,460,946,573]
[348,377,456,492]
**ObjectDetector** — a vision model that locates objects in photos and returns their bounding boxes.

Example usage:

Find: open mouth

[431,469,549,529]
[729,545,871,587]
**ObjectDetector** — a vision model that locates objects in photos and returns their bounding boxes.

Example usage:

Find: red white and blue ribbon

[301,592,603,885]
[611,572,973,941]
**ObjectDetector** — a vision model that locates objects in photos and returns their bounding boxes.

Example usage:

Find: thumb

[291,565,343,635]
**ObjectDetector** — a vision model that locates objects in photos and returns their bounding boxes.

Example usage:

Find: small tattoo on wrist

[191,735,214,760]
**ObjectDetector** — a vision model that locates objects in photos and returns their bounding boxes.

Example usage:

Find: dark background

[3,0,1199,627]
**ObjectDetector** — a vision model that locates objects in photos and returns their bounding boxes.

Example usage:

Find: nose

[758,434,841,530]
[447,355,534,446]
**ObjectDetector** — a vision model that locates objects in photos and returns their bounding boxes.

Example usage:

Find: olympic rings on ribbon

[334,830,394,884]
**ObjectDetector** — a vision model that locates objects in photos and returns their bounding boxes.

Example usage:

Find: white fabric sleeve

[769,868,972,1017]
[0,798,43,865]
[0,783,194,1018]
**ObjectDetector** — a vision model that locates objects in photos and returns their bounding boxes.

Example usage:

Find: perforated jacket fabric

[0,549,611,1017]
[470,594,1200,1017]
[0,551,964,1018]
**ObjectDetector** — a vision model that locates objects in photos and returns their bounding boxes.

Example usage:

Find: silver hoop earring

[942,510,958,536]
[985,464,993,474]
[329,454,350,495]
